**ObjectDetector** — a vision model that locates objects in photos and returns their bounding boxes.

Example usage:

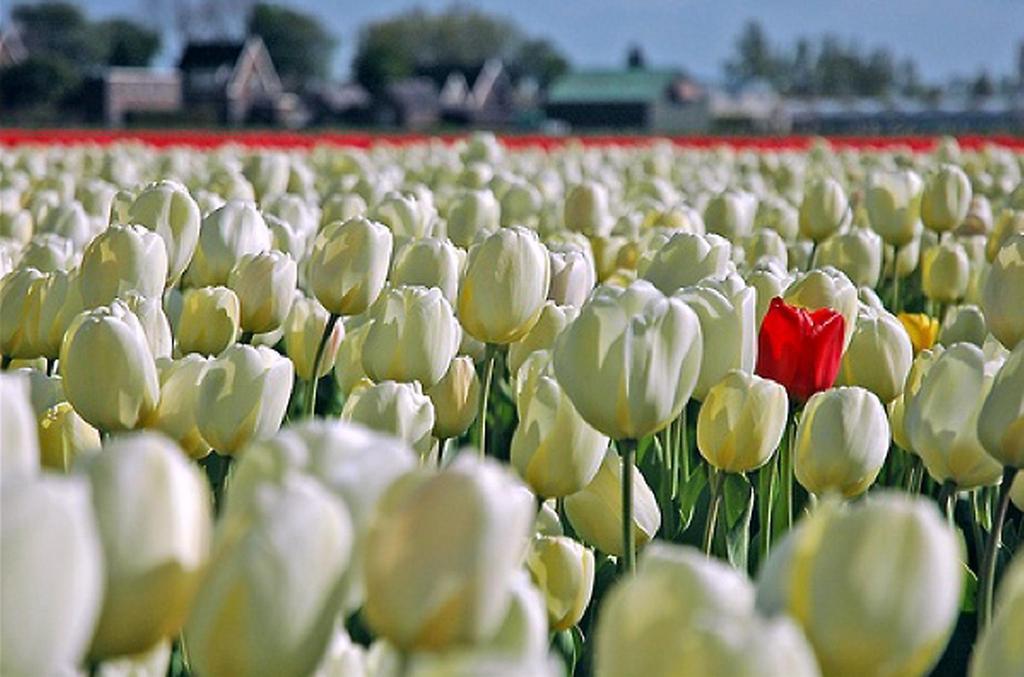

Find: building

[377,77,440,129]
[101,68,182,126]
[0,28,27,68]
[707,79,790,133]
[545,67,708,132]
[437,59,518,126]
[784,95,1024,134]
[177,36,287,125]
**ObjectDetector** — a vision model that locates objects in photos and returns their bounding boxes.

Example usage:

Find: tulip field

[3,131,1024,677]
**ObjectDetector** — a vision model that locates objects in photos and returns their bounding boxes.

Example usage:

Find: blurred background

[0,0,1022,134]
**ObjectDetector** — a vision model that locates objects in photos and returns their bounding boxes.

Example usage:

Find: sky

[16,0,1024,83]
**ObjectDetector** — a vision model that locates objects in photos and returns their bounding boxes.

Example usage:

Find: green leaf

[960,561,978,613]
[677,464,708,534]
[721,473,754,571]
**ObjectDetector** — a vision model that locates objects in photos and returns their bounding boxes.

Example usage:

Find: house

[177,36,287,125]
[305,81,373,125]
[101,68,182,126]
[545,67,709,132]
[707,79,790,133]
[377,77,440,129]
[784,95,1024,134]
[0,28,27,68]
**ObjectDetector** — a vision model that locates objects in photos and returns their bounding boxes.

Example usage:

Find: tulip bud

[816,227,884,287]
[321,193,367,227]
[185,200,271,287]
[1,476,103,676]
[227,250,297,334]
[372,191,435,242]
[597,543,809,677]
[906,343,1003,488]
[897,311,939,354]
[148,355,211,460]
[512,351,609,497]
[866,169,924,246]
[284,294,344,381]
[970,554,1024,677]
[18,233,76,272]
[176,286,240,356]
[241,152,290,201]
[390,237,462,304]
[986,209,1024,262]
[799,177,850,242]
[121,291,173,360]
[564,448,660,556]
[838,310,913,403]
[0,209,32,245]
[17,268,81,361]
[697,370,788,473]
[508,301,578,376]
[86,432,211,658]
[564,181,612,237]
[641,232,731,294]
[332,319,372,397]
[61,300,160,432]
[363,285,460,388]
[756,297,845,403]
[446,189,500,248]
[794,386,890,497]
[38,402,100,471]
[39,201,93,249]
[309,217,393,317]
[185,476,353,677]
[426,355,480,439]
[196,344,294,455]
[526,535,595,631]
[547,245,595,308]
[921,239,969,303]
[757,493,961,677]
[128,180,201,283]
[458,226,551,344]
[363,456,534,650]
[499,180,543,228]
[921,164,972,233]
[981,233,1024,349]
[745,227,789,268]
[704,190,757,241]
[0,372,40,481]
[341,380,435,457]
[977,342,1024,468]
[78,224,168,309]
[264,213,304,261]
[1,266,46,358]
[554,281,703,440]
[676,280,756,401]
[746,260,792,328]
[938,304,987,347]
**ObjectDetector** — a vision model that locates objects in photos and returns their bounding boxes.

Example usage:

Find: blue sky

[23,0,1024,82]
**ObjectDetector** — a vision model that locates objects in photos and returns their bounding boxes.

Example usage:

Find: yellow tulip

[897,312,939,354]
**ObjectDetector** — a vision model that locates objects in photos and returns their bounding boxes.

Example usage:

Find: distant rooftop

[547,68,684,105]
[178,40,246,71]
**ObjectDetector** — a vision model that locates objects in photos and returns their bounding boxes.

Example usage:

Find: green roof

[547,69,681,105]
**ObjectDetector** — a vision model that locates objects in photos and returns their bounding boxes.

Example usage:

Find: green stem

[239,330,254,345]
[890,245,902,313]
[781,413,796,532]
[937,480,957,527]
[970,490,985,570]
[758,454,777,562]
[679,404,690,485]
[0,355,10,370]
[202,451,233,516]
[438,437,449,467]
[703,469,724,556]
[305,313,340,418]
[476,344,497,457]
[979,467,1017,631]
[619,438,637,574]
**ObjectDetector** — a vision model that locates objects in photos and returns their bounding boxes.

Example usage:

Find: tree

[0,55,78,111]
[95,19,161,67]
[971,71,995,99]
[12,2,100,65]
[626,44,646,70]
[352,7,569,93]
[247,3,337,86]
[725,20,782,86]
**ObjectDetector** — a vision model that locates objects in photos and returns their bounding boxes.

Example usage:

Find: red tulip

[755,297,845,403]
